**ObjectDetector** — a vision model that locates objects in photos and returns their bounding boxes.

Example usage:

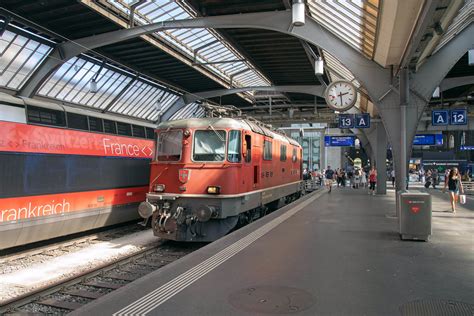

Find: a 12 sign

[432,109,467,126]
[338,113,370,129]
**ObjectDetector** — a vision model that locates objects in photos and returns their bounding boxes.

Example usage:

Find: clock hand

[339,94,343,106]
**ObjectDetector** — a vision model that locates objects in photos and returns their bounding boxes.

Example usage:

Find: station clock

[324,80,358,112]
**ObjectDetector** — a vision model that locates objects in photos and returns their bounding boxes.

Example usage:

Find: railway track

[0,241,203,315]
[0,223,147,274]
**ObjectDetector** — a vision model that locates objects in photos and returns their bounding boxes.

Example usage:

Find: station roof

[0,0,472,125]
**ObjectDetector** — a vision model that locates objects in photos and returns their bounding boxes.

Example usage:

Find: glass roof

[108,0,270,89]
[0,29,52,90]
[307,0,380,59]
[37,55,180,121]
[169,102,204,120]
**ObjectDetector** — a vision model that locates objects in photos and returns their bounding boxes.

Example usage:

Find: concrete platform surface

[73,188,473,316]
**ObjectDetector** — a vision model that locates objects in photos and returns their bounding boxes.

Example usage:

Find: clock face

[324,80,357,111]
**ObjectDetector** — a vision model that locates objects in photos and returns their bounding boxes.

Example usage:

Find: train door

[242,132,257,190]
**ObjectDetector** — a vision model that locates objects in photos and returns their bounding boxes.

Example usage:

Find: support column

[375,122,387,194]
[399,68,409,192]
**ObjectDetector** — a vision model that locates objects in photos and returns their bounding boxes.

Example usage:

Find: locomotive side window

[227,130,241,163]
[193,130,226,162]
[292,148,297,162]
[157,130,183,161]
[244,135,251,163]
[280,144,287,161]
[263,140,272,160]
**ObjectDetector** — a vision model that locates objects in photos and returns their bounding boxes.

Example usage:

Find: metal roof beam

[440,75,474,92]
[399,0,441,70]
[17,10,389,101]
[184,85,325,103]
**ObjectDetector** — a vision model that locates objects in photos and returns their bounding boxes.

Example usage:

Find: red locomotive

[138,117,304,241]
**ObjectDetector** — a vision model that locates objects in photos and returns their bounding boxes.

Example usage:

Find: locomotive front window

[157,130,183,161]
[227,130,241,163]
[193,130,226,162]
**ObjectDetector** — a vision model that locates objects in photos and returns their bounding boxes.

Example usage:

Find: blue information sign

[432,110,449,126]
[324,135,356,147]
[450,109,467,125]
[338,114,355,128]
[355,113,370,128]
[460,145,474,151]
[413,134,443,146]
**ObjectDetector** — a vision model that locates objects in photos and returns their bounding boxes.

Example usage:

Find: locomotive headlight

[154,184,166,192]
[207,186,221,194]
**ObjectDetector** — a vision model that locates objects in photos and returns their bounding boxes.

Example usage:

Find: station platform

[74,187,474,316]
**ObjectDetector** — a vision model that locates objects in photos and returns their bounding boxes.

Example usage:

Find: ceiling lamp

[292,0,305,27]
[89,79,98,93]
[315,56,324,75]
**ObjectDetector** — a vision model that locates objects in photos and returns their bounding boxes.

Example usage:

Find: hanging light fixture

[89,79,98,93]
[315,56,324,75]
[292,0,305,26]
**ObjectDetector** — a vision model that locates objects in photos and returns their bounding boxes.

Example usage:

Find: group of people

[323,166,378,195]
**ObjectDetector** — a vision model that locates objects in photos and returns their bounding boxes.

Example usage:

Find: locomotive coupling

[138,201,156,218]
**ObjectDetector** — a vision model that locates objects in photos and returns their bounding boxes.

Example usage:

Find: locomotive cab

[139,118,303,242]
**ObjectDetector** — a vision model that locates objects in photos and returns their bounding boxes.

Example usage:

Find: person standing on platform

[325,166,336,193]
[443,167,464,214]
[361,169,367,188]
[391,169,396,188]
[368,166,377,195]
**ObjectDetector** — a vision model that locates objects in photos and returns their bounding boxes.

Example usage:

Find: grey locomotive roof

[157,118,301,147]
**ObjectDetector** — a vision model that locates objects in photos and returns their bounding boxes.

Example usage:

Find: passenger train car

[138,117,304,242]
[0,93,154,250]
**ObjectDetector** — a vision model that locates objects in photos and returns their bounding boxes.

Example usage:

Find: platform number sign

[338,114,354,128]
[450,109,467,125]
[432,110,449,126]
[355,113,370,128]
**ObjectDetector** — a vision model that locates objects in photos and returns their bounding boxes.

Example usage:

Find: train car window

[157,130,183,161]
[103,120,117,134]
[67,113,88,131]
[117,122,132,136]
[292,148,297,162]
[27,106,66,127]
[146,127,155,139]
[263,140,272,160]
[193,130,226,162]
[132,125,146,138]
[88,117,104,132]
[280,144,287,161]
[244,135,251,163]
[227,130,241,163]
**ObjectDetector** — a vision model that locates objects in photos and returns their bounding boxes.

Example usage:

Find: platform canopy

[0,0,472,124]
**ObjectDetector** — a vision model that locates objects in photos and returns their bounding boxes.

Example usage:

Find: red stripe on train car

[0,186,148,223]
[0,121,154,158]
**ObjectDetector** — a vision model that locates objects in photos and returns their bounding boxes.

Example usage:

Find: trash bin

[399,192,432,241]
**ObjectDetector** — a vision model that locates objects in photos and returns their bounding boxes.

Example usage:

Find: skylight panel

[108,1,270,88]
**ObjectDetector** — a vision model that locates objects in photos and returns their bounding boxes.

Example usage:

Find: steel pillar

[375,122,387,194]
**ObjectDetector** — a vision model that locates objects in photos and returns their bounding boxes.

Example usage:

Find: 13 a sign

[355,113,370,128]
[338,114,354,128]
[450,109,467,125]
